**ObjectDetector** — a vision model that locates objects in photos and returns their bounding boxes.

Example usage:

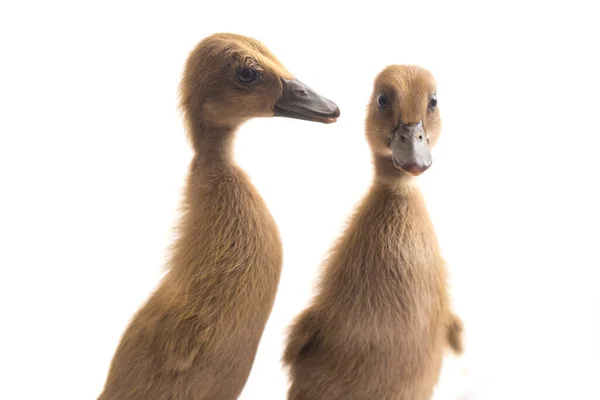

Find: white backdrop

[1,1,599,399]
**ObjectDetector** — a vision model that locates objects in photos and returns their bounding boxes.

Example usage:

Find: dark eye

[238,67,257,83]
[428,94,438,110]
[377,93,389,109]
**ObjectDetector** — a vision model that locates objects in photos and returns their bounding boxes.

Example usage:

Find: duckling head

[366,65,441,177]
[180,33,339,145]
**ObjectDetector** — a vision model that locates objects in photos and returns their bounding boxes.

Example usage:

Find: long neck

[191,121,237,172]
[167,120,254,293]
[369,180,428,230]
[372,154,414,189]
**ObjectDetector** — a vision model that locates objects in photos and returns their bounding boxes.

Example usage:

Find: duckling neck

[372,154,413,188]
[192,122,237,169]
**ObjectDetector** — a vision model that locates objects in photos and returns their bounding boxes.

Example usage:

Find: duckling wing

[446,312,464,354]
[283,308,321,365]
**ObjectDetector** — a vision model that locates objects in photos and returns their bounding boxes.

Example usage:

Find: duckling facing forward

[283,65,462,400]
[98,33,339,400]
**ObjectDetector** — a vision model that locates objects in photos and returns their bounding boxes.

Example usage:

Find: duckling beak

[391,121,432,176]
[274,78,340,124]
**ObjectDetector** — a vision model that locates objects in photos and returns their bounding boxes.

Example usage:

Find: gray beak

[274,78,340,124]
[391,120,432,176]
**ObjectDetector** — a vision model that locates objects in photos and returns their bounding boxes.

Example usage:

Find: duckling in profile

[283,65,462,400]
[98,33,339,400]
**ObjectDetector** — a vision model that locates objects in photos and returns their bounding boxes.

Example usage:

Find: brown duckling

[98,33,339,400]
[283,65,462,400]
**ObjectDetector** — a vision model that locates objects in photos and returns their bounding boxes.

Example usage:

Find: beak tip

[401,162,432,176]
[331,105,341,118]
[393,157,432,176]
[323,104,340,123]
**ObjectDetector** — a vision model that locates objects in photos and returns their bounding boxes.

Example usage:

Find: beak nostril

[294,89,307,96]
[418,135,423,140]
[400,135,407,142]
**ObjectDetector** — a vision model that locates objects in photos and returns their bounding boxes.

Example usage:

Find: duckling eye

[428,94,438,110]
[238,67,258,84]
[377,93,389,109]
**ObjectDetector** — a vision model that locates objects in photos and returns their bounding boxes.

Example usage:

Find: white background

[1,1,599,399]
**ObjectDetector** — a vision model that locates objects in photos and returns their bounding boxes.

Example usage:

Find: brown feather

[98,33,292,400]
[283,65,463,400]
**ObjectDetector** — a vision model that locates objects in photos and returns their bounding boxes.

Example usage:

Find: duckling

[98,33,339,400]
[283,65,462,400]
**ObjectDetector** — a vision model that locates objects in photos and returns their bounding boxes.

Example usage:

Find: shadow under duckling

[98,33,339,400]
[283,65,462,400]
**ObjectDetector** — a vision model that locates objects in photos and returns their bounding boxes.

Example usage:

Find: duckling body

[99,33,339,400]
[283,65,461,400]
[101,149,281,400]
